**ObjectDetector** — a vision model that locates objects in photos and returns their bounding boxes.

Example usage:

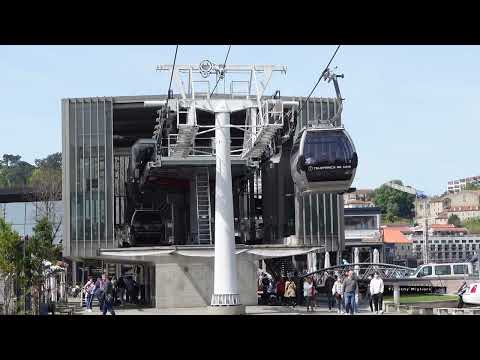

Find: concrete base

[155,254,258,309]
[207,305,246,315]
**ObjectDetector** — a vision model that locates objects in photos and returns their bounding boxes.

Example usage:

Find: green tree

[0,154,35,187]
[34,152,62,170]
[1,154,21,167]
[373,180,415,220]
[28,154,63,240]
[448,214,461,227]
[0,218,23,314]
[24,216,62,314]
[463,217,480,234]
[464,183,480,191]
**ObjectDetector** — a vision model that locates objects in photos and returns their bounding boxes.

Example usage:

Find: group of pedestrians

[258,268,385,315]
[259,272,317,311]
[83,273,143,314]
[329,270,385,315]
[83,273,116,315]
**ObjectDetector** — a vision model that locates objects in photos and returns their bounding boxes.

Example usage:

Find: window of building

[435,265,451,276]
[344,215,376,230]
[455,240,460,243]
[441,240,446,244]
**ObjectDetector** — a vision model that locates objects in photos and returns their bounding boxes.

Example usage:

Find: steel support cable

[297,44,342,118]
[165,44,179,111]
[156,45,179,146]
[210,45,232,97]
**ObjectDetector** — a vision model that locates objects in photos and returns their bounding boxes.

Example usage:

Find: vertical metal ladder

[195,167,212,244]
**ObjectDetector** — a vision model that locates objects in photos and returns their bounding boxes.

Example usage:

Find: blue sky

[0,45,478,195]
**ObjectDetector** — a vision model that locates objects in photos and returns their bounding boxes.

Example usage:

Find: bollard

[393,284,400,305]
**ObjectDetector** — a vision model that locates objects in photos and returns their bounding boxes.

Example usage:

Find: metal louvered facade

[62,97,114,257]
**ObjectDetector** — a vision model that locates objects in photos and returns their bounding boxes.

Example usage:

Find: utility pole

[422,218,429,265]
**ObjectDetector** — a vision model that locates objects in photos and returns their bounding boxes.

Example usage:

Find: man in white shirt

[369,272,384,314]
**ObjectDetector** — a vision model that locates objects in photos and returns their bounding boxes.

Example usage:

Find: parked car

[458,282,480,306]
[410,262,474,279]
[128,210,169,246]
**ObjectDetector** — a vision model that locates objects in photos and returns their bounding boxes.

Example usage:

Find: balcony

[345,229,381,243]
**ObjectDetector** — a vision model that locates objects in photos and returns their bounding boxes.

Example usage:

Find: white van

[410,262,474,278]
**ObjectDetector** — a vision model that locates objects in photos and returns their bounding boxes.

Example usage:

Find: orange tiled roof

[382,227,412,244]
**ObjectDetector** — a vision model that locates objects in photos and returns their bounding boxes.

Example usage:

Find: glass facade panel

[311,193,318,245]
[105,100,114,247]
[64,98,113,257]
[0,201,63,243]
[325,194,332,235]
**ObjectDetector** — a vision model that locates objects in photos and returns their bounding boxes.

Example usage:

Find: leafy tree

[24,217,62,314]
[0,218,23,314]
[29,154,62,241]
[448,214,461,227]
[373,180,415,220]
[34,153,62,170]
[464,183,480,191]
[463,217,480,234]
[1,154,21,167]
[0,154,35,187]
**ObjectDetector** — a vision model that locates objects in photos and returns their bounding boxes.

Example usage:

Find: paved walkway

[79,305,397,315]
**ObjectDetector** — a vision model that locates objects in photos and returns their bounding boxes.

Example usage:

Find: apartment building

[448,175,480,193]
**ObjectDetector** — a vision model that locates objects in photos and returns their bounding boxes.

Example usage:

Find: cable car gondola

[290,126,358,194]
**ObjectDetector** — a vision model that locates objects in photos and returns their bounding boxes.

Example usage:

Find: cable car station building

[61,63,352,309]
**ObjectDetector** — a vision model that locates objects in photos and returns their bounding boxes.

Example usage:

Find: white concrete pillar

[72,260,77,286]
[211,112,242,308]
[393,283,400,305]
[324,251,331,269]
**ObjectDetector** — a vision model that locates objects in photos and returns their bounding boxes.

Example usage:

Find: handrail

[301,262,417,280]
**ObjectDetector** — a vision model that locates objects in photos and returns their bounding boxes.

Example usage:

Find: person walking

[369,272,384,314]
[111,275,118,305]
[332,275,344,314]
[366,275,374,313]
[284,276,297,308]
[101,273,116,316]
[83,276,95,312]
[93,276,104,312]
[303,277,315,312]
[260,274,270,305]
[342,270,358,315]
[117,276,126,306]
[267,277,277,305]
[324,272,335,312]
[276,277,285,305]
[294,272,303,307]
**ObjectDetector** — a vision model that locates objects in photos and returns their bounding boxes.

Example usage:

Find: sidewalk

[79,305,398,315]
